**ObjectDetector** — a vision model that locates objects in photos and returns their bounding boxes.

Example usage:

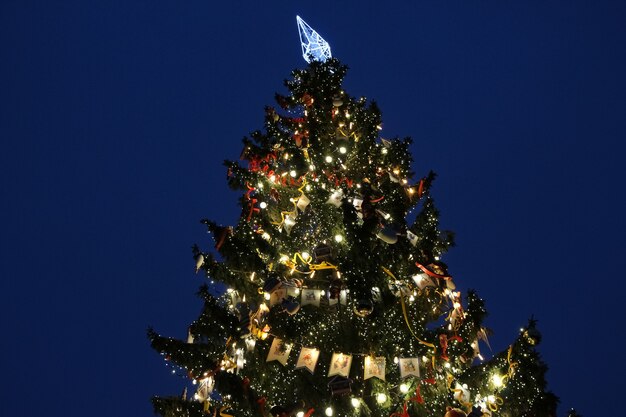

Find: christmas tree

[149,18,557,417]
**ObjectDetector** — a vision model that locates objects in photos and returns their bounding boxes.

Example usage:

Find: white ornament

[327,189,344,207]
[194,253,205,273]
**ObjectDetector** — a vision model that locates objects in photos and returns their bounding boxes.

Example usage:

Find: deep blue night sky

[1,2,625,416]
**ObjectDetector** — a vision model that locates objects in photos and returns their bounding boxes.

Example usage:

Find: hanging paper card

[453,383,471,404]
[301,289,321,307]
[371,287,382,302]
[286,286,300,298]
[399,358,420,379]
[296,194,310,211]
[269,288,287,307]
[328,353,352,377]
[266,338,292,366]
[340,289,347,305]
[364,356,386,381]
[282,215,296,235]
[296,347,320,374]
[406,231,419,246]
[327,189,344,207]
[412,273,436,290]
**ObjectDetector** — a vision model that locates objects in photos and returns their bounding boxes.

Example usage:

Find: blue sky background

[1,1,625,416]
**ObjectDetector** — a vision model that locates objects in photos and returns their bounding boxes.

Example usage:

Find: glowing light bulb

[325,406,333,416]
[382,148,388,154]
[296,413,304,417]
[309,164,316,171]
[290,170,297,177]
[262,232,270,241]
[334,234,343,243]
[325,155,333,163]
[339,146,347,154]
[264,293,271,300]
[393,357,399,364]
[301,251,310,261]
[400,383,409,393]
[259,201,267,209]
[492,374,503,388]
[376,393,387,403]
[351,398,360,408]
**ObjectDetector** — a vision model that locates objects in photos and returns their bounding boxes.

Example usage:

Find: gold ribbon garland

[281,251,338,273]
[381,267,437,367]
[502,344,519,385]
[486,396,504,412]
[271,178,308,229]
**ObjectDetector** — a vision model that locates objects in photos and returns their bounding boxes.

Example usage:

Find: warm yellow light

[351,398,360,408]
[325,406,333,416]
[290,170,297,177]
[491,374,503,388]
[264,293,271,300]
[334,234,343,243]
[400,383,409,393]
[376,393,387,403]
[259,201,267,209]
[301,252,310,261]
[325,156,333,163]
[296,412,304,417]
[339,146,347,154]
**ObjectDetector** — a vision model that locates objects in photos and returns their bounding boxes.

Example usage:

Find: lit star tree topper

[296,15,332,63]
